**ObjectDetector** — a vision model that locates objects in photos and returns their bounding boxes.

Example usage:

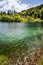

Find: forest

[0,4,43,22]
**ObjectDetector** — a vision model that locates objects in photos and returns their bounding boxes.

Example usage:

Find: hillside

[0,4,43,22]
[19,4,43,22]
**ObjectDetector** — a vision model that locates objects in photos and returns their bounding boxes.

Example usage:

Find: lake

[0,22,43,56]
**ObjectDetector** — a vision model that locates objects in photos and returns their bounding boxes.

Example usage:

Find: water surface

[0,22,43,55]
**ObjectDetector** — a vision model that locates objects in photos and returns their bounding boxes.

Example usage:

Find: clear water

[0,22,43,55]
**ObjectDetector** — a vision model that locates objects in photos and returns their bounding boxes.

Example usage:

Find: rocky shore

[7,47,43,65]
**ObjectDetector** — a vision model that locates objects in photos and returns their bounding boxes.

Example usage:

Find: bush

[40,8,43,20]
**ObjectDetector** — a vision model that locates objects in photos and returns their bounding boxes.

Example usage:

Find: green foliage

[20,4,43,21]
[0,55,8,65]
[40,8,43,20]
[0,4,43,22]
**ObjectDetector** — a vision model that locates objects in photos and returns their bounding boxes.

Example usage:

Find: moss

[0,55,8,65]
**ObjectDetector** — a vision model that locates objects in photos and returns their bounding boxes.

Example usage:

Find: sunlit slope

[0,4,43,22]
[19,4,43,22]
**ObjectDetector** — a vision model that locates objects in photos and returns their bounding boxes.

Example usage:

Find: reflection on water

[0,22,43,54]
[0,23,42,41]
[0,22,43,65]
[0,22,43,44]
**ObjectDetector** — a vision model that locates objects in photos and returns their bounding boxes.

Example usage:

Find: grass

[0,55,8,65]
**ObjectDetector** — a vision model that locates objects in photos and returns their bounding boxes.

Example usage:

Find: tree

[40,8,43,20]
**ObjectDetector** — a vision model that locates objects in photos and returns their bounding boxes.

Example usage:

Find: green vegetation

[19,4,43,22]
[0,32,43,65]
[0,4,43,22]
[0,55,8,65]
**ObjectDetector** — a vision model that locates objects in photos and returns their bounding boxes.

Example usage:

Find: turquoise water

[0,22,43,55]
